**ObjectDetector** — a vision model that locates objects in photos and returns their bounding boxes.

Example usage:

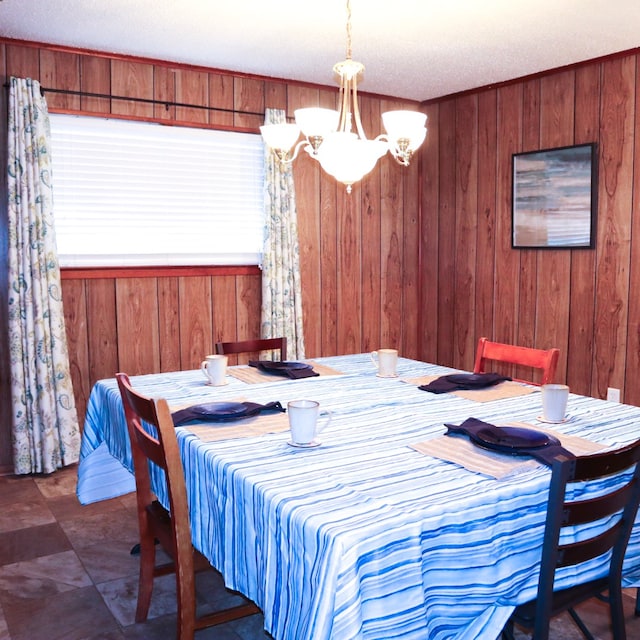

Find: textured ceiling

[1,0,639,102]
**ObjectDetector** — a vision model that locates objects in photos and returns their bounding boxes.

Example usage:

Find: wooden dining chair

[115,372,259,640]
[215,336,287,363]
[473,337,559,385]
[502,438,640,640]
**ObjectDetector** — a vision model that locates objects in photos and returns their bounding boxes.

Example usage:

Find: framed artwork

[512,143,597,249]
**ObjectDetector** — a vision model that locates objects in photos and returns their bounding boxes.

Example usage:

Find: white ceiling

[1,0,639,102]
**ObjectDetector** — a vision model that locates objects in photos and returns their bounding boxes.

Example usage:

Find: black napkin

[419,372,511,394]
[172,401,285,427]
[445,417,575,467]
[249,360,319,380]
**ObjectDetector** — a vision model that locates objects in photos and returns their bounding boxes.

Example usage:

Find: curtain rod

[3,83,266,118]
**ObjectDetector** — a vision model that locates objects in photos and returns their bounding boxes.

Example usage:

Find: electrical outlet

[607,387,621,403]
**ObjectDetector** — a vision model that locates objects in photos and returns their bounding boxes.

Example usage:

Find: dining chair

[215,336,287,362]
[115,372,259,640]
[473,337,559,385]
[502,438,640,640]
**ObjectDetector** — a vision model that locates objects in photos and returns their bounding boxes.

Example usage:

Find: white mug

[200,354,228,386]
[541,384,569,422]
[371,349,398,377]
[288,400,332,445]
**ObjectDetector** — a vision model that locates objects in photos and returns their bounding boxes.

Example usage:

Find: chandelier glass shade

[260,1,427,193]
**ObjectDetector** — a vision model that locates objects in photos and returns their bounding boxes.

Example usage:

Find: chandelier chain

[345,0,352,60]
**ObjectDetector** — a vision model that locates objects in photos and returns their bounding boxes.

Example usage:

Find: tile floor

[0,465,639,640]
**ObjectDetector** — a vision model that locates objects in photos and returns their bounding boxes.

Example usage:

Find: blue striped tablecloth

[77,354,640,640]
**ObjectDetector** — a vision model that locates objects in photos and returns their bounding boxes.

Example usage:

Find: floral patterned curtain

[7,77,80,474]
[261,108,305,359]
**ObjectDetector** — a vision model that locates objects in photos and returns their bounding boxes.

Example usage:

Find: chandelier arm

[350,76,368,140]
[274,138,314,165]
[338,81,350,132]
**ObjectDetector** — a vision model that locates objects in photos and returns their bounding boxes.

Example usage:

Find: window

[49,113,265,267]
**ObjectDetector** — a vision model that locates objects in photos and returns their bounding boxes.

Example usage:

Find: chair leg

[606,588,628,640]
[135,533,157,623]
[636,587,640,617]
[567,607,597,640]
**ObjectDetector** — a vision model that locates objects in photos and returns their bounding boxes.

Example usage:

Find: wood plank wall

[420,51,640,405]
[0,39,421,471]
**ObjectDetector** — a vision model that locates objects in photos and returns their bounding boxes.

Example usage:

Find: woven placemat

[183,411,290,442]
[228,361,343,384]
[402,375,536,402]
[412,425,606,479]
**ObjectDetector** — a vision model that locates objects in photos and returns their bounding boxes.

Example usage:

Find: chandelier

[260,0,427,193]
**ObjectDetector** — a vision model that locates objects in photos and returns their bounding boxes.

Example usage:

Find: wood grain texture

[494,83,522,351]
[592,56,635,399]
[535,72,574,381]
[420,51,640,402]
[515,79,540,382]
[175,68,209,123]
[625,63,640,406]
[80,55,111,113]
[86,279,119,382]
[420,103,440,363]
[5,36,640,455]
[474,90,497,361]
[452,94,478,369]
[178,276,212,370]
[111,59,154,117]
[116,278,160,375]
[436,99,456,366]
[40,50,80,110]
[567,64,600,395]
[61,280,90,425]
[209,73,234,127]
[157,277,181,372]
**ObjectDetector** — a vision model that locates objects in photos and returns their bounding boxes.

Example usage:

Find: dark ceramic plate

[184,401,248,419]
[474,425,559,452]
[258,361,312,371]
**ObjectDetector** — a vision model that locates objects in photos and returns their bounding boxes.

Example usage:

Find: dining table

[76,353,640,640]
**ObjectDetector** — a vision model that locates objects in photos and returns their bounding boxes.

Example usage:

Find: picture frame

[512,143,597,249]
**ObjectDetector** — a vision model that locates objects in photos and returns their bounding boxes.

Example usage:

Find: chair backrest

[533,440,640,637]
[473,337,559,385]
[115,372,195,577]
[215,337,287,362]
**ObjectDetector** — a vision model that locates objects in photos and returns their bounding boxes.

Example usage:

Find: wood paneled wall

[420,51,640,405]
[0,39,421,470]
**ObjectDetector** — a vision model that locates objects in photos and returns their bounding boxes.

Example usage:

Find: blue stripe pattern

[77,354,640,640]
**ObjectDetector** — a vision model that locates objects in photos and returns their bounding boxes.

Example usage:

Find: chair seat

[511,577,610,629]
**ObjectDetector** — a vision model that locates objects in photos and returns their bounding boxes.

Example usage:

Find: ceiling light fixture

[260,0,427,193]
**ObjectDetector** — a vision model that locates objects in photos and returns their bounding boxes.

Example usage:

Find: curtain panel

[261,108,306,360]
[7,77,80,474]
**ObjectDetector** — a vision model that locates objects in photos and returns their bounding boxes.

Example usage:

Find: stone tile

[59,509,140,552]
[46,493,130,522]
[0,549,92,600]
[33,464,79,498]
[2,585,120,640]
[0,497,55,534]
[226,613,273,640]
[97,572,177,627]
[74,537,140,585]
[0,522,72,566]
[0,602,9,640]
[0,476,42,506]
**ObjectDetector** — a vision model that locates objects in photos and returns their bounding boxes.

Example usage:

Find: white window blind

[49,113,265,267]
